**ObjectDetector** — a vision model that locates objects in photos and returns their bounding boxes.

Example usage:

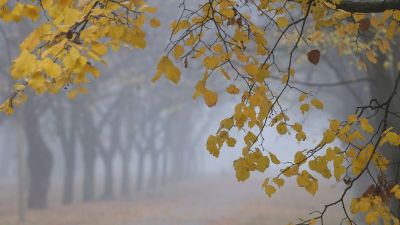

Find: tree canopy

[1,0,400,224]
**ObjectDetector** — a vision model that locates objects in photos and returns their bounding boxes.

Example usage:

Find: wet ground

[0,175,345,225]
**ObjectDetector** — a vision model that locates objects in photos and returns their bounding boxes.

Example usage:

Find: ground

[0,175,345,225]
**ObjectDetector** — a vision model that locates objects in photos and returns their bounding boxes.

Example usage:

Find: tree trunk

[161,151,168,185]
[120,153,131,197]
[101,156,114,200]
[149,153,159,187]
[136,152,145,191]
[82,149,96,202]
[366,53,400,217]
[62,147,75,204]
[25,116,53,209]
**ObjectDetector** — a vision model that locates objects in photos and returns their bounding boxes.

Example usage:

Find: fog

[0,0,396,225]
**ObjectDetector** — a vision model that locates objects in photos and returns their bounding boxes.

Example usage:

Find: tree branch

[334,0,400,13]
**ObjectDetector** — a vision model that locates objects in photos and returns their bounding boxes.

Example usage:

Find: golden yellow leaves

[203,89,218,107]
[226,84,239,95]
[360,118,374,134]
[322,129,336,144]
[149,18,161,28]
[244,63,270,82]
[262,178,276,197]
[0,2,40,22]
[351,195,399,225]
[67,89,79,100]
[291,123,306,141]
[91,43,108,56]
[63,47,87,71]
[203,56,220,69]
[351,144,374,176]
[269,152,280,164]
[276,122,288,135]
[170,19,191,35]
[11,50,39,79]
[296,170,318,195]
[206,135,221,157]
[309,156,332,179]
[294,151,307,165]
[283,165,299,177]
[298,96,323,114]
[310,98,323,109]
[380,129,400,146]
[244,63,258,76]
[273,177,284,188]
[276,16,289,29]
[41,58,62,78]
[220,8,235,19]
[300,103,310,114]
[391,185,400,199]
[173,45,185,59]
[366,50,377,64]
[1,0,159,114]
[234,149,270,181]
[192,79,219,107]
[308,147,346,182]
[152,56,181,84]
[234,158,250,181]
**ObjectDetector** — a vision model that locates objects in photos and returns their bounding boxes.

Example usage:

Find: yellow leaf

[322,129,336,144]
[311,98,324,109]
[220,68,231,80]
[226,84,240,95]
[152,56,180,84]
[298,94,307,102]
[41,58,62,78]
[283,165,298,177]
[269,152,280,164]
[387,20,397,40]
[366,50,377,64]
[150,17,161,28]
[212,44,224,53]
[360,118,374,134]
[244,131,257,145]
[203,56,220,69]
[307,180,318,195]
[256,155,270,172]
[67,89,79,100]
[334,165,345,182]
[11,50,38,79]
[300,103,310,114]
[273,177,284,188]
[173,45,184,59]
[276,122,288,135]
[276,16,289,29]
[226,137,236,147]
[244,64,258,77]
[264,185,276,197]
[234,159,250,181]
[294,151,307,164]
[365,211,379,225]
[262,178,276,197]
[348,114,358,123]
[206,135,220,157]
[140,5,157,13]
[220,8,235,18]
[203,89,218,107]
[41,0,53,9]
[23,5,40,21]
[91,43,108,56]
